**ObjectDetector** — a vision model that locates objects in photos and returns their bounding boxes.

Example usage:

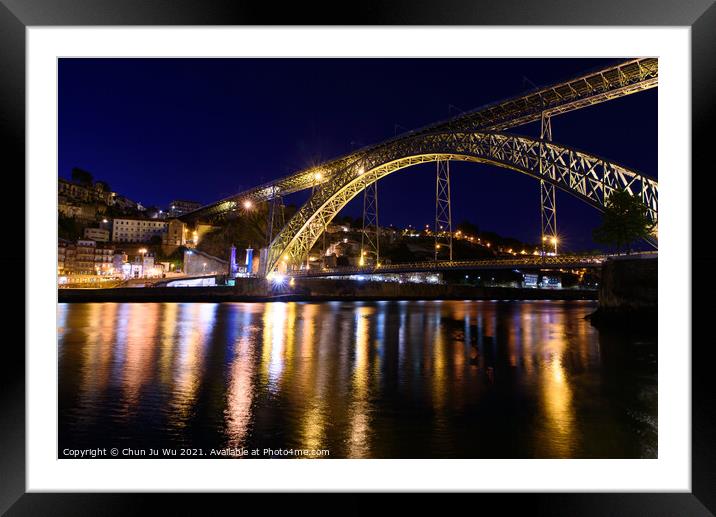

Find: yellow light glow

[551,237,558,245]
[314,172,323,181]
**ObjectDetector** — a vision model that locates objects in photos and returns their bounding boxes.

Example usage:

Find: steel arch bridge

[181,58,658,222]
[265,130,658,275]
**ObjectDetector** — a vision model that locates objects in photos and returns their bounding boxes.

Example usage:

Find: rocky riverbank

[588,256,657,328]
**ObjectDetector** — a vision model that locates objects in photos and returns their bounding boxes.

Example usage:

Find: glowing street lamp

[550,236,558,255]
[139,248,148,278]
[243,200,253,210]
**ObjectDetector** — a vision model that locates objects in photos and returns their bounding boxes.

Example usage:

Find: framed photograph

[3,0,714,513]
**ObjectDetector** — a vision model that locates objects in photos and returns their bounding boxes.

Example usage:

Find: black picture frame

[2,1,713,514]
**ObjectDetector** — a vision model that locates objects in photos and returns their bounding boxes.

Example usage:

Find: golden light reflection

[295,304,329,453]
[77,303,118,415]
[120,304,161,415]
[431,310,447,412]
[537,311,576,457]
[58,300,605,459]
[348,306,373,458]
[158,303,179,387]
[226,332,257,448]
[261,302,288,392]
[167,304,215,430]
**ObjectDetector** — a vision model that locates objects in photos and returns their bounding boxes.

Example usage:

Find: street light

[139,248,148,278]
[550,236,558,255]
[243,200,253,210]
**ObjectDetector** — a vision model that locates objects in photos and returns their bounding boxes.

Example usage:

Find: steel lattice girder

[181,58,657,223]
[361,181,379,262]
[288,254,615,277]
[265,130,658,274]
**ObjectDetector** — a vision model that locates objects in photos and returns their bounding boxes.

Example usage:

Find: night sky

[58,58,657,251]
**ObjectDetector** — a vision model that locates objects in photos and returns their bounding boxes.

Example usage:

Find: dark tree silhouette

[71,167,93,185]
[593,189,656,253]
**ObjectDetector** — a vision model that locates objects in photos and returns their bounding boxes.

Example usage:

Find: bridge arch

[265,131,658,275]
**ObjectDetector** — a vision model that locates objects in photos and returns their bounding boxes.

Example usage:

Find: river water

[58,300,656,459]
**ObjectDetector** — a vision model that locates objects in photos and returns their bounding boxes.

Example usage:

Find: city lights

[243,200,253,209]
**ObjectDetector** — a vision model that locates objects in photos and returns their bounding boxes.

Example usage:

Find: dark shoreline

[57,285,598,304]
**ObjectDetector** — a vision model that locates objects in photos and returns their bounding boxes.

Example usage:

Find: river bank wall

[590,256,657,327]
[58,278,596,303]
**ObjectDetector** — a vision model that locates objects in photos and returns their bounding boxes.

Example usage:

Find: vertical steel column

[435,159,452,262]
[360,179,379,266]
[539,113,558,255]
[306,179,320,269]
[266,188,284,247]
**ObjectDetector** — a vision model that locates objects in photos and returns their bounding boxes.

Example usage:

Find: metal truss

[360,180,379,266]
[434,160,452,261]
[539,113,558,254]
[181,58,658,223]
[287,253,640,278]
[264,130,658,274]
[266,187,284,246]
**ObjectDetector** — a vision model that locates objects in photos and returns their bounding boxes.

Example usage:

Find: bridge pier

[539,112,558,255]
[435,159,453,261]
[360,179,379,266]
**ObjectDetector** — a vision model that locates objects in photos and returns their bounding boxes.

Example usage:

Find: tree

[593,189,655,253]
[95,180,111,192]
[71,167,94,185]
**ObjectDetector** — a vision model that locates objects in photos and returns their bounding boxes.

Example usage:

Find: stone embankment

[58,277,596,303]
[589,256,657,327]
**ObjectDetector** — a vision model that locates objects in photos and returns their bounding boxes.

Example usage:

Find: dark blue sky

[58,58,657,250]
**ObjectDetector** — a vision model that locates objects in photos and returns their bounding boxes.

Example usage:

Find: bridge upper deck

[181,58,657,222]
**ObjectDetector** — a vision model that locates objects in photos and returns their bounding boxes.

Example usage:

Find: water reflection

[58,300,657,458]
